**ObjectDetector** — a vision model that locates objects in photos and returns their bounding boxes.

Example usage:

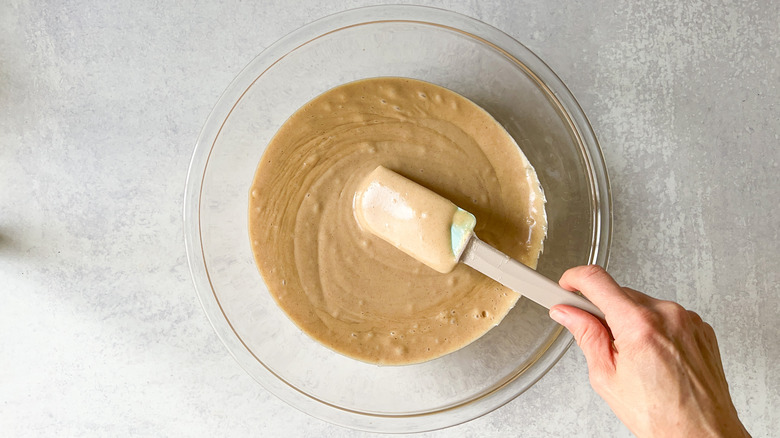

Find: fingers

[687,309,703,325]
[550,304,616,377]
[688,310,726,381]
[559,265,638,316]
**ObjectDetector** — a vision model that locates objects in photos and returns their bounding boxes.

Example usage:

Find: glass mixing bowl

[184,5,611,433]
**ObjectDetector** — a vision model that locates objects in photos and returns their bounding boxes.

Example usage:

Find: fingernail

[549,308,568,325]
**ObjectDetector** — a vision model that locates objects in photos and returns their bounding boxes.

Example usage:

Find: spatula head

[354,166,476,273]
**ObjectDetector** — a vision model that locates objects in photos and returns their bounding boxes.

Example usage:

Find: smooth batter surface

[249,77,546,365]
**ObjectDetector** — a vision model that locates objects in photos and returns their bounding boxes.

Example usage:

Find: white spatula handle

[461,236,605,319]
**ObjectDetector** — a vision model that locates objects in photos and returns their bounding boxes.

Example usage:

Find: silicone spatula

[354,166,604,319]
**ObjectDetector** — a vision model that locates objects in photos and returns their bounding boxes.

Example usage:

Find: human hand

[550,265,750,438]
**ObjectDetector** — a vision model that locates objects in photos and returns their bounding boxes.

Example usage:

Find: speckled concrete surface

[1,1,777,436]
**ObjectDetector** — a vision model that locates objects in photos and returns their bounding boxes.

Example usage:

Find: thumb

[550,305,615,375]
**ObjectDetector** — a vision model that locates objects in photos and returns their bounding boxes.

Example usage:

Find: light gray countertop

[2,1,777,436]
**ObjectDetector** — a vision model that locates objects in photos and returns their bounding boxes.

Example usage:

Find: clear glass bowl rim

[183,4,612,433]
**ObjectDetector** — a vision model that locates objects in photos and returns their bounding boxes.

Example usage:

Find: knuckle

[660,300,686,314]
[657,301,689,325]
[702,321,717,338]
[580,264,608,282]
[687,310,703,324]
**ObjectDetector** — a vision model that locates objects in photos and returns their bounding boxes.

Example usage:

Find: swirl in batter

[249,77,546,365]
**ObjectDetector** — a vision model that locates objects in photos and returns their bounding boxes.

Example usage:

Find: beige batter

[249,77,546,365]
